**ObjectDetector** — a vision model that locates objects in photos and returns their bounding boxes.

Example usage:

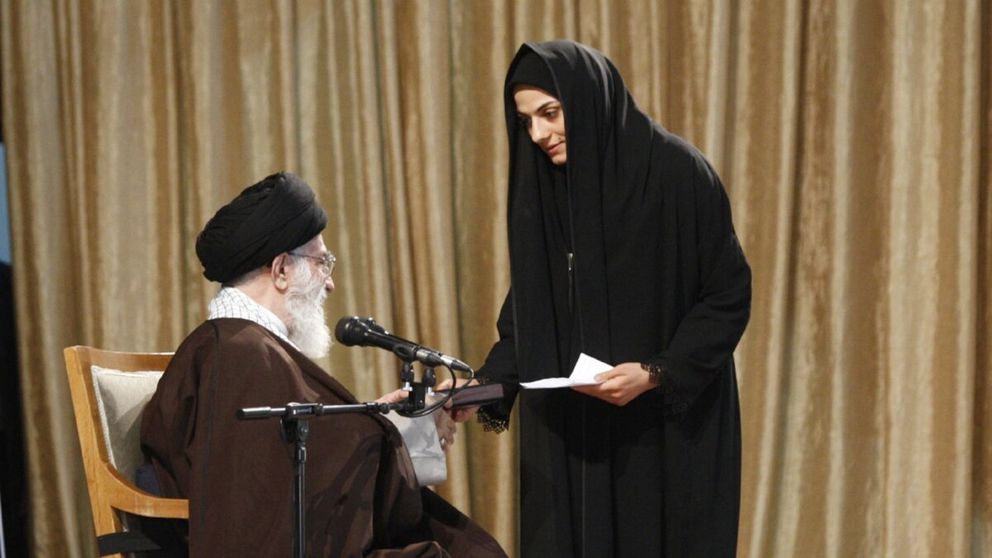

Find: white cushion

[90,366,164,483]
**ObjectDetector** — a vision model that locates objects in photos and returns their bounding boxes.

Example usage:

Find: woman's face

[513,86,567,165]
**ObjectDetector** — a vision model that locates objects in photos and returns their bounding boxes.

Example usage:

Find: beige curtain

[2,1,989,556]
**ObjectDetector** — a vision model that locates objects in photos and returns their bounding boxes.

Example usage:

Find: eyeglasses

[288,251,337,276]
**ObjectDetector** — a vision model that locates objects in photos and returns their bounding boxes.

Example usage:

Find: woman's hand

[571,362,654,406]
[435,377,480,422]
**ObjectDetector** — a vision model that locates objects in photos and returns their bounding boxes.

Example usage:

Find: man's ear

[270,253,291,291]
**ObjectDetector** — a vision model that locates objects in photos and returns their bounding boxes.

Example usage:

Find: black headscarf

[196,171,327,283]
[506,50,558,96]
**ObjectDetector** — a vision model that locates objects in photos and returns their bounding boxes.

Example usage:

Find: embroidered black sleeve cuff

[641,360,690,416]
[640,361,668,391]
[477,408,509,433]
[473,376,510,433]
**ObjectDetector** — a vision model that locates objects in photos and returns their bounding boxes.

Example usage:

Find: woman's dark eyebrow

[519,101,560,118]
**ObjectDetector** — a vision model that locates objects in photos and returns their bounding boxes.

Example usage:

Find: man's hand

[435,377,480,422]
[571,362,654,406]
[375,388,409,405]
[434,408,457,452]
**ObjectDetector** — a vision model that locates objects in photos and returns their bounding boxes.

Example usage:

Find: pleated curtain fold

[1,1,989,556]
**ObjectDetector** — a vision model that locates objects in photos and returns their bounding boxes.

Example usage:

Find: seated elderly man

[140,172,505,557]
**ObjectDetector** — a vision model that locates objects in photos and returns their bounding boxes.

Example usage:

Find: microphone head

[334,316,368,346]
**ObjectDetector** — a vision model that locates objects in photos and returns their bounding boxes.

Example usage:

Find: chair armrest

[101,464,189,519]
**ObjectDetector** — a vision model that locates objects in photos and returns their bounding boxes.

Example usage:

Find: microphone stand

[237,360,431,558]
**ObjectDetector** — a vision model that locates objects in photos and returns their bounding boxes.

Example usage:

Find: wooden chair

[64,345,189,557]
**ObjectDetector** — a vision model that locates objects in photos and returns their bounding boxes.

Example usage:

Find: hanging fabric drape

[1,1,989,556]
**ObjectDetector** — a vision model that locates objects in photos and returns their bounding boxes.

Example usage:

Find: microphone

[334,316,472,373]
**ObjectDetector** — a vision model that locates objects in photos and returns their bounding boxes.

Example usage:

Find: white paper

[518,377,577,389]
[520,353,614,389]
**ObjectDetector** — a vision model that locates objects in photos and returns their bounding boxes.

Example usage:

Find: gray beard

[285,264,332,359]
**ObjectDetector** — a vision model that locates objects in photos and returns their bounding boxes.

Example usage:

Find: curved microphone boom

[334,316,473,373]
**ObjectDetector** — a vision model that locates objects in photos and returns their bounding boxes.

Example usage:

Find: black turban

[196,171,328,283]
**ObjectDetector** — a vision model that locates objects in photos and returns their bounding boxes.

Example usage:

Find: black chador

[477,40,752,557]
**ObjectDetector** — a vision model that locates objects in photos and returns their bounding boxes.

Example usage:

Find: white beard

[285,263,332,359]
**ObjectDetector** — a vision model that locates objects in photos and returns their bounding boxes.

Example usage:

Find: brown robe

[141,318,505,557]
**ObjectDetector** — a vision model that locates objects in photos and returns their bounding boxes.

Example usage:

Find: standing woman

[470,40,751,557]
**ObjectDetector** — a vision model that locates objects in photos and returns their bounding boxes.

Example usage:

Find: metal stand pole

[281,410,310,558]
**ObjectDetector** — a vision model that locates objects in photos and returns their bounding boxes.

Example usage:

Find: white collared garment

[207,286,298,350]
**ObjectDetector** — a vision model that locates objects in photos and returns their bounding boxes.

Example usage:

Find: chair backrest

[64,346,189,548]
[90,365,164,486]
